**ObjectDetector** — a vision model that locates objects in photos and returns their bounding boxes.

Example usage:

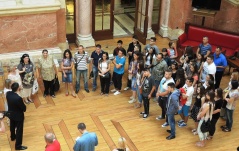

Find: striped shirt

[74,52,89,70]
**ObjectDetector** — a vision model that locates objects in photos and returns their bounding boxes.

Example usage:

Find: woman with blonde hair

[8,64,22,87]
[113,137,130,151]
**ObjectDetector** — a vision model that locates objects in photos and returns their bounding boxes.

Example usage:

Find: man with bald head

[44,133,61,151]
[196,36,212,59]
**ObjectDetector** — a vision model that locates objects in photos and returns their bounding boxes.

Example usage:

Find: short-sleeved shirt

[199,43,211,56]
[158,77,175,97]
[226,89,239,110]
[142,76,155,97]
[38,56,55,81]
[62,58,74,73]
[8,70,22,87]
[114,56,126,74]
[17,63,35,88]
[182,84,194,106]
[45,140,61,151]
[91,50,104,67]
[113,47,126,56]
[201,62,216,83]
[213,98,223,119]
[213,53,228,72]
[74,52,89,70]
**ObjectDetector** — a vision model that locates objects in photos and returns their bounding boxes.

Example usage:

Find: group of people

[2,34,239,150]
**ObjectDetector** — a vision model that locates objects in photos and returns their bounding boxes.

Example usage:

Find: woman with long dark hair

[205,80,215,92]
[98,52,111,96]
[145,47,155,69]
[191,86,205,135]
[175,67,185,89]
[196,53,204,74]
[61,49,75,97]
[196,91,214,147]
[221,80,239,132]
[171,62,178,82]
[18,54,35,104]
[207,88,223,139]
[134,61,144,108]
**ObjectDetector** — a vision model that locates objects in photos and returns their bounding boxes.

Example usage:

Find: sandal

[193,131,198,135]
[72,94,76,98]
[27,98,33,103]
[24,100,30,104]
[65,92,69,96]
[206,136,213,140]
[222,128,231,132]
[195,142,205,147]
[134,103,142,108]
[192,129,197,133]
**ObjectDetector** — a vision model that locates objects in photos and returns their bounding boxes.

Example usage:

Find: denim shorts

[131,77,137,91]
[62,72,73,83]
[178,105,190,116]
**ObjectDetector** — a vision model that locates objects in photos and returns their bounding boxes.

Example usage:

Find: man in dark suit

[6,82,27,150]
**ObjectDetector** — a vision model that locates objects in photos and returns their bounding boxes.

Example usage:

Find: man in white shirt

[200,55,216,83]
[178,77,194,127]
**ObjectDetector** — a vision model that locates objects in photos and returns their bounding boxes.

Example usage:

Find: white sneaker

[130,96,133,99]
[124,87,129,91]
[128,99,136,104]
[114,91,121,95]
[111,89,116,92]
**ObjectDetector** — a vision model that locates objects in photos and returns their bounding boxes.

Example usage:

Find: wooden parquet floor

[0,35,238,151]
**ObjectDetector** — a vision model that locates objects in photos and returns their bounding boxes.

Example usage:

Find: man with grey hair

[73,123,98,151]
[44,133,60,151]
[196,36,212,59]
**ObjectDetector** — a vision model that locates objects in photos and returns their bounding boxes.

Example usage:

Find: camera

[0,111,11,120]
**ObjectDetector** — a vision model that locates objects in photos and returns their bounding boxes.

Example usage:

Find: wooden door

[92,0,114,40]
[134,0,149,45]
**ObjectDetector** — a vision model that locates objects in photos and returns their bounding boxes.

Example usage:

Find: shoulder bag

[75,54,85,70]
[200,103,212,133]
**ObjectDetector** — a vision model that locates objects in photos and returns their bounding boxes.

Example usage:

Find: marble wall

[0,13,58,53]
[168,0,239,33]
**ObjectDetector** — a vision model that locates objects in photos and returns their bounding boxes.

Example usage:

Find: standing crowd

[1,35,239,150]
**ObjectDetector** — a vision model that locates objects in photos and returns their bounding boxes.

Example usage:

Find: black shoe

[166,135,175,140]
[166,130,171,133]
[143,114,148,119]
[75,90,79,94]
[15,146,27,150]
[85,89,90,93]
[43,94,47,98]
[92,88,96,91]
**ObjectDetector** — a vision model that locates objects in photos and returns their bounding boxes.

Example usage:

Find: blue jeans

[167,114,176,137]
[92,66,99,89]
[226,108,234,130]
[75,69,89,91]
[136,84,142,103]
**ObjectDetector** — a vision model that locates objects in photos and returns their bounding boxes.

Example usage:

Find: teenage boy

[144,37,160,55]
[178,77,194,127]
[113,40,126,56]
[140,68,155,119]
[111,50,126,95]
[166,82,180,140]
[156,69,175,128]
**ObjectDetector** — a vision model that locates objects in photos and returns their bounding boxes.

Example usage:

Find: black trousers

[142,96,150,114]
[127,78,132,88]
[215,71,224,89]
[43,79,55,96]
[112,72,123,90]
[209,117,219,136]
[10,119,24,149]
[100,74,111,94]
[158,97,168,119]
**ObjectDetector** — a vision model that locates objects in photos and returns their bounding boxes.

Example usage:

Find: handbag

[53,75,60,92]
[200,103,212,133]
[89,71,94,79]
[32,79,39,95]
[102,72,110,78]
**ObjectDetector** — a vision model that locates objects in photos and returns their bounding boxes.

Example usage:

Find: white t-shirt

[226,89,239,110]
[8,70,22,86]
[182,84,194,106]
[201,62,216,83]
[99,61,108,72]
[158,77,175,97]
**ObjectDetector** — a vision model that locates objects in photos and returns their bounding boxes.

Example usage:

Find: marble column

[76,0,95,47]
[147,0,155,39]
[159,0,170,37]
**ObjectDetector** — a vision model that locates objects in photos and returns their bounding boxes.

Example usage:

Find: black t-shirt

[142,76,155,97]
[113,47,126,56]
[212,98,223,119]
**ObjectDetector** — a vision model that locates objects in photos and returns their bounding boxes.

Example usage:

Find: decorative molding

[227,0,239,6]
[0,0,61,16]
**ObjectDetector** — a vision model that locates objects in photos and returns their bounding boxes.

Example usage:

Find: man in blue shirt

[213,46,227,88]
[91,44,104,91]
[73,123,98,151]
[196,36,212,59]
[111,50,126,95]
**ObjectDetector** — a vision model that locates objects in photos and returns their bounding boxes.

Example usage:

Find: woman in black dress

[207,88,223,139]
[191,86,205,135]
